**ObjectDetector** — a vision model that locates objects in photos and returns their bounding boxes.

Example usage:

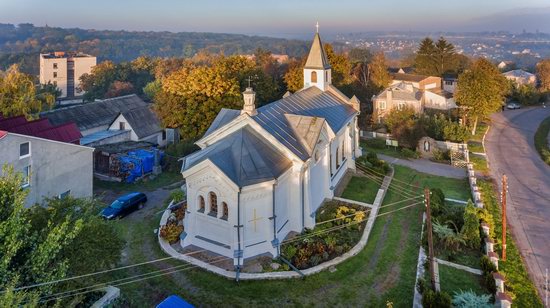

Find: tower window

[198,196,205,212]
[311,71,317,83]
[209,192,218,216]
[221,202,229,220]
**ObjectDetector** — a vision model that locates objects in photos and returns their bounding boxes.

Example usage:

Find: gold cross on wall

[248,208,263,232]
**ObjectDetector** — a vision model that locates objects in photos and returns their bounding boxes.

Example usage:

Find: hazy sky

[1,0,549,38]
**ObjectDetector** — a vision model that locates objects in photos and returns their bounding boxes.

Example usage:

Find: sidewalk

[377,154,467,179]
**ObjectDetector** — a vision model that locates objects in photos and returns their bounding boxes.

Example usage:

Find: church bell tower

[303,23,332,91]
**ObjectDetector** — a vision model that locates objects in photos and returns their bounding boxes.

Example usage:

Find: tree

[324,43,352,88]
[434,37,457,76]
[384,106,424,149]
[105,80,135,98]
[348,48,373,64]
[455,58,509,135]
[452,290,492,308]
[80,60,118,101]
[461,201,481,249]
[368,52,391,91]
[0,65,52,118]
[511,83,541,105]
[536,59,550,92]
[0,165,83,305]
[283,58,305,92]
[414,37,437,76]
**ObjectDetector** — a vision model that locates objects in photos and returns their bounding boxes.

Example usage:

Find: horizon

[1,0,550,39]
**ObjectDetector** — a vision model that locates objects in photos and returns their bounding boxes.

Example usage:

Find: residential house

[40,52,96,98]
[502,69,537,86]
[0,115,93,207]
[391,73,442,90]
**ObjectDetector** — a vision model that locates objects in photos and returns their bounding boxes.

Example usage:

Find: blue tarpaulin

[156,295,194,308]
[117,148,164,183]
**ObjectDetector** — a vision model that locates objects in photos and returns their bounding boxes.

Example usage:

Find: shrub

[452,290,492,308]
[400,148,419,159]
[461,201,481,249]
[480,255,497,275]
[422,290,452,308]
[432,149,451,162]
[430,188,445,217]
[172,206,185,221]
[416,278,426,294]
[159,224,183,244]
[170,189,185,203]
[365,138,386,149]
[483,272,497,294]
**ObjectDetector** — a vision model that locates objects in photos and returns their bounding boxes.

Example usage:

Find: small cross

[316,21,319,33]
[248,208,263,232]
[246,76,253,88]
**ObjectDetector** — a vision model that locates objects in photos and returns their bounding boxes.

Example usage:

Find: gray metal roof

[41,94,148,131]
[304,33,331,70]
[183,126,292,187]
[253,86,356,160]
[120,106,162,139]
[203,108,241,138]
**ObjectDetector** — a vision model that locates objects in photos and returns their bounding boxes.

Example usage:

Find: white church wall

[308,131,331,216]
[240,182,277,259]
[274,170,293,242]
[304,68,331,91]
[182,162,239,259]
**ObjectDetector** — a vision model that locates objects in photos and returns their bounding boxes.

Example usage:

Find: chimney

[241,87,257,116]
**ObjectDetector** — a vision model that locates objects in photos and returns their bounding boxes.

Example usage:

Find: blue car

[101,192,147,220]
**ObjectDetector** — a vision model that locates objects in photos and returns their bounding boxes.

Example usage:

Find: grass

[534,116,550,166]
[438,264,488,296]
[93,171,182,192]
[101,165,471,307]
[478,180,543,307]
[340,176,381,204]
[470,154,489,174]
[467,141,484,154]
[470,122,489,143]
[360,140,409,159]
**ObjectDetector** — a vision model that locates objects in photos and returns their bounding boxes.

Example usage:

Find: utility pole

[502,175,507,261]
[425,187,436,290]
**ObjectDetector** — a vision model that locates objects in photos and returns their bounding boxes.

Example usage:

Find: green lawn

[94,171,182,192]
[360,140,408,159]
[99,165,471,307]
[467,141,484,154]
[341,176,381,204]
[438,264,488,296]
[534,116,550,166]
[477,180,543,307]
[470,122,489,143]
[470,154,489,175]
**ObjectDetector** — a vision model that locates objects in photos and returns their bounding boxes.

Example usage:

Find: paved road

[378,154,467,179]
[485,106,550,302]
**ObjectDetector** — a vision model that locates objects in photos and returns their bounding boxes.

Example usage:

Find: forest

[0,23,314,75]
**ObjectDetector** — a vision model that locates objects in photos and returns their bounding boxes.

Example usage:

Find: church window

[341,139,345,161]
[329,149,333,176]
[336,146,340,169]
[221,202,229,220]
[209,192,218,216]
[198,195,205,213]
[311,71,317,83]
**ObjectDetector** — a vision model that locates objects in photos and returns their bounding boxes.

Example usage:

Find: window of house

[53,63,58,69]
[19,142,30,158]
[379,101,386,110]
[22,165,31,188]
[58,190,71,199]
[209,192,218,216]
[221,202,229,220]
[53,72,57,78]
[311,71,317,83]
[198,196,205,212]
[119,122,126,130]
[397,102,405,111]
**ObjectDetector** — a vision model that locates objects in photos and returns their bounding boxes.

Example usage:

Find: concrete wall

[40,56,68,97]
[73,56,97,96]
[0,133,94,207]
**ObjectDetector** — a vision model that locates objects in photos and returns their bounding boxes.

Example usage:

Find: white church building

[180,30,362,269]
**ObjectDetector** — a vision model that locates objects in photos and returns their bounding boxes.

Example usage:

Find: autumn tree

[105,80,135,98]
[0,65,54,118]
[324,43,352,88]
[283,58,305,92]
[368,52,391,92]
[536,59,550,92]
[455,58,509,134]
[80,60,118,101]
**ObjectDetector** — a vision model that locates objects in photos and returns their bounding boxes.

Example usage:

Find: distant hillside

[0,23,311,75]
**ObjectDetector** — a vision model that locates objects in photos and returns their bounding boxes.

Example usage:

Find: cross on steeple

[316,21,319,33]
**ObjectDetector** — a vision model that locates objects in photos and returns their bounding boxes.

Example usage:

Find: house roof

[304,33,331,70]
[203,108,241,138]
[0,114,81,144]
[119,106,162,139]
[41,94,148,132]
[183,126,292,188]
[503,69,535,78]
[392,73,430,83]
[285,114,325,156]
[253,86,356,160]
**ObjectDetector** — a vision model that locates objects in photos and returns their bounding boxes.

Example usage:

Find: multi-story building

[39,52,96,98]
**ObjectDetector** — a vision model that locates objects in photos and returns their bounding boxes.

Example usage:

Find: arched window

[336,146,340,169]
[209,192,218,216]
[221,202,229,220]
[311,71,317,83]
[198,195,205,212]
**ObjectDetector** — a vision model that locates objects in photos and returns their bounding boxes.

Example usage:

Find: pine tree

[414,37,437,75]
[434,37,456,76]
[461,200,481,249]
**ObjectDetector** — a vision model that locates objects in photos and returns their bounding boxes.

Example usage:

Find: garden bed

[279,200,369,270]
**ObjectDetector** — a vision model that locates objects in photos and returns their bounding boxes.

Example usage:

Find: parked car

[506,102,521,110]
[101,192,147,219]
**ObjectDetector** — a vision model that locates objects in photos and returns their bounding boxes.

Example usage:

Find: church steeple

[303,24,331,91]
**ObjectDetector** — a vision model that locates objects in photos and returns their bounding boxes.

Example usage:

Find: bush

[159,224,184,244]
[432,149,451,162]
[416,278,426,294]
[461,201,481,249]
[452,290,492,308]
[422,289,452,308]
[480,255,497,275]
[430,188,445,217]
[169,189,185,203]
[365,138,386,149]
[400,148,419,159]
[483,272,497,294]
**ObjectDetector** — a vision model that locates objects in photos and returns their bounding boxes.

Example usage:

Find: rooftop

[80,129,129,146]
[0,114,81,144]
[40,51,95,59]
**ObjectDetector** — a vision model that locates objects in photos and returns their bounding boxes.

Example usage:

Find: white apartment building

[39,52,96,98]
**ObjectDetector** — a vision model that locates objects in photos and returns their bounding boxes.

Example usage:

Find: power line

[356,165,420,199]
